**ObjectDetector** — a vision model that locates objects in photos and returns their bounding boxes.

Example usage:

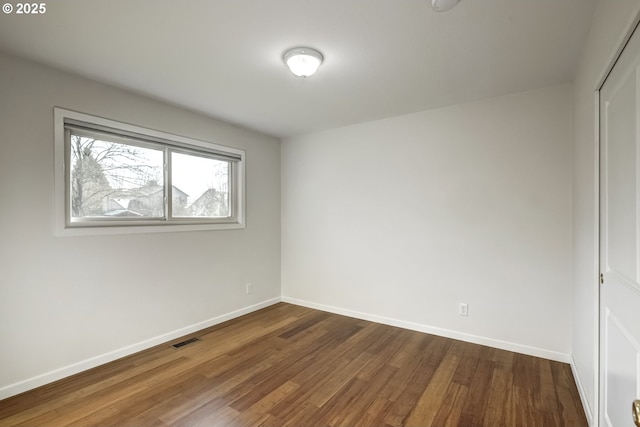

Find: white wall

[282,85,573,361]
[0,53,281,398]
[571,1,640,424]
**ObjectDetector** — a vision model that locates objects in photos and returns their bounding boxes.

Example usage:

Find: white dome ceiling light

[431,0,459,12]
[283,47,324,77]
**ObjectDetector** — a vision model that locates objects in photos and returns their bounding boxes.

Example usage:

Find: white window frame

[54,107,245,236]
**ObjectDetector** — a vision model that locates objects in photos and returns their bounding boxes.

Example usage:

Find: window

[54,108,245,235]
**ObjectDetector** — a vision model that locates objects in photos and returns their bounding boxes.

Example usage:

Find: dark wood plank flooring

[0,303,587,426]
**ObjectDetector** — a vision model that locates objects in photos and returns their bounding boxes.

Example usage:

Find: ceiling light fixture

[431,0,459,12]
[283,47,323,77]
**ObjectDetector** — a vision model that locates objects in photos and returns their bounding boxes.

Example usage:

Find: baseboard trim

[0,298,281,400]
[282,296,571,363]
[570,355,594,427]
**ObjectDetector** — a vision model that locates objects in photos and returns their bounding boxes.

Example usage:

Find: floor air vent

[171,337,200,349]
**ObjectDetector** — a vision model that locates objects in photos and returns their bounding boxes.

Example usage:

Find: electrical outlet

[458,303,468,316]
[246,283,253,294]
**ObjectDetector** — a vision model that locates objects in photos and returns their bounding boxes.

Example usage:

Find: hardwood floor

[0,303,587,427]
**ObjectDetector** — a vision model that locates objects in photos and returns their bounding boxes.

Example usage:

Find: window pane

[70,135,165,219]
[171,152,230,218]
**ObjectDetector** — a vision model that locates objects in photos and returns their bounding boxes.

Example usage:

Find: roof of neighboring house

[109,184,189,199]
[137,184,188,197]
[188,188,217,209]
[101,209,143,217]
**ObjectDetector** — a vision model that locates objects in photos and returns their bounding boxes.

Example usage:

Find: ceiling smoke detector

[432,0,459,12]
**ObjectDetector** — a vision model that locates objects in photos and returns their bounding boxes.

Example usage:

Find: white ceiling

[0,0,597,138]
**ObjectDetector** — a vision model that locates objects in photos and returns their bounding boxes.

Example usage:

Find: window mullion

[229,161,235,218]
[165,148,172,221]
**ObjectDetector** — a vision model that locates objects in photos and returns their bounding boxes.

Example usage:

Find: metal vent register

[171,337,200,349]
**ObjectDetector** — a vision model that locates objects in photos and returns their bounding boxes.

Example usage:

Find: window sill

[55,221,245,237]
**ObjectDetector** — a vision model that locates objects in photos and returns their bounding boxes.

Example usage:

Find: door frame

[595,9,640,427]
